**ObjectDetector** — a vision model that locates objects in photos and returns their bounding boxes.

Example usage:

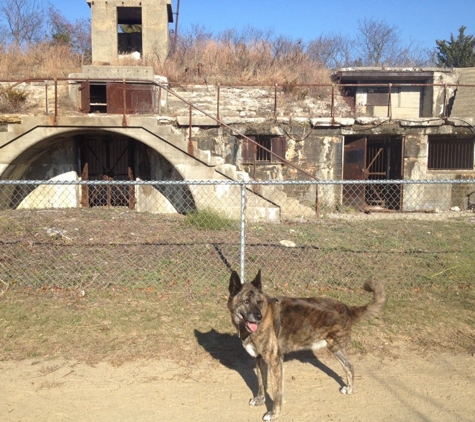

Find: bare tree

[0,0,46,46]
[352,18,433,67]
[48,5,91,59]
[306,34,353,69]
[354,18,402,66]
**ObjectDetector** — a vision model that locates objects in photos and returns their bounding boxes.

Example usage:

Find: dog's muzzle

[239,312,261,333]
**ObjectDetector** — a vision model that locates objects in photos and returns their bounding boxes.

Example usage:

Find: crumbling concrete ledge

[399,118,443,127]
[310,117,355,127]
[0,115,21,125]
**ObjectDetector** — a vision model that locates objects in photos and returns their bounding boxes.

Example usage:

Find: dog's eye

[244,299,250,305]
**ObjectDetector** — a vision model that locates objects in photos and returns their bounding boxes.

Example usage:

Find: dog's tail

[349,279,386,323]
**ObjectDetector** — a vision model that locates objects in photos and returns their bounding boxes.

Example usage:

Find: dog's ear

[229,270,242,297]
[251,269,262,291]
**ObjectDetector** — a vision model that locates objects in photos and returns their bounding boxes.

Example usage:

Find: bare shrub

[0,42,83,79]
[0,86,27,112]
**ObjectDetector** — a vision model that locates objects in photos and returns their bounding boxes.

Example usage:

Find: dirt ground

[2,345,474,422]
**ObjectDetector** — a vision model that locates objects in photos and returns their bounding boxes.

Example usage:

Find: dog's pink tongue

[247,322,258,332]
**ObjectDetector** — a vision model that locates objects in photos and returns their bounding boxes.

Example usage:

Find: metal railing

[0,77,469,122]
[1,179,474,294]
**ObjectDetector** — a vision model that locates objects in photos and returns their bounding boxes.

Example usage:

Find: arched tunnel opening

[0,129,196,214]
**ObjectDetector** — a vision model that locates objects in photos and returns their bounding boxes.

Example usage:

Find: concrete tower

[86,0,173,64]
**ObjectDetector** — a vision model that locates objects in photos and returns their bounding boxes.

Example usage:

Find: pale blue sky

[60,0,475,50]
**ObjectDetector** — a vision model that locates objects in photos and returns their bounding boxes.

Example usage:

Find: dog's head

[228,270,266,333]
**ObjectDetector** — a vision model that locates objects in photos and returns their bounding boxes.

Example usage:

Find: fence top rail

[1,179,474,186]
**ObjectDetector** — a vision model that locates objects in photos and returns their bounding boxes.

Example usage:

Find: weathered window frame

[241,136,286,164]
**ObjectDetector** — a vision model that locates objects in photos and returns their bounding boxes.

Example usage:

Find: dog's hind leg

[333,349,354,395]
[250,356,267,407]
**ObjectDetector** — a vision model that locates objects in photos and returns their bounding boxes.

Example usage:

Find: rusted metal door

[344,137,404,211]
[107,83,155,114]
[343,137,367,209]
[363,146,386,207]
[80,136,136,209]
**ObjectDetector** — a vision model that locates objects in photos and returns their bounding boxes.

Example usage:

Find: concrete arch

[0,118,207,213]
[0,116,216,181]
[0,116,281,220]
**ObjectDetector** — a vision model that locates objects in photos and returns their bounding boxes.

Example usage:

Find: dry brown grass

[0,35,331,87]
[153,38,331,85]
[0,42,84,80]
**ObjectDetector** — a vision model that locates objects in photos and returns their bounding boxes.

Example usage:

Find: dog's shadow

[194,329,345,394]
[284,350,345,389]
[194,329,257,392]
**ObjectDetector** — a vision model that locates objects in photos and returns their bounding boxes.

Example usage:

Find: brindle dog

[228,270,386,421]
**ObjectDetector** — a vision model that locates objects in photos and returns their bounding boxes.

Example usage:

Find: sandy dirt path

[2,349,474,422]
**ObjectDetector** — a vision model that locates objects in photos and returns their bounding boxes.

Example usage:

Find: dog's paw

[249,396,266,406]
[263,410,278,421]
[339,385,353,395]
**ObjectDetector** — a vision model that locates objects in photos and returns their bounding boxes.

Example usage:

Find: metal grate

[428,137,474,170]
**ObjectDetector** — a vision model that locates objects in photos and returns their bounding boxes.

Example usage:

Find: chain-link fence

[1,179,474,294]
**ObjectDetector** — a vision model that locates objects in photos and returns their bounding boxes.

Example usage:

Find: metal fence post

[240,181,247,283]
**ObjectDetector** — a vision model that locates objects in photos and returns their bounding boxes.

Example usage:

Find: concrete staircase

[146,126,317,220]
[159,93,318,220]
[215,164,317,220]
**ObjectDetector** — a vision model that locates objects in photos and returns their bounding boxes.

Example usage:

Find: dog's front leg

[250,356,267,407]
[262,357,283,421]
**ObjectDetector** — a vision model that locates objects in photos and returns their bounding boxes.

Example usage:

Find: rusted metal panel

[343,137,366,210]
[79,80,90,113]
[343,137,366,180]
[271,136,286,163]
[107,83,154,114]
[367,91,390,107]
[80,163,89,207]
[241,136,256,163]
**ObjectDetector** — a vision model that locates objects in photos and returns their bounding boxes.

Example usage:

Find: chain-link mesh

[1,179,474,295]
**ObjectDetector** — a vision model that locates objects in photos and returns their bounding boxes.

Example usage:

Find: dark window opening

[241,136,286,164]
[117,7,143,57]
[428,137,474,170]
[89,83,107,113]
